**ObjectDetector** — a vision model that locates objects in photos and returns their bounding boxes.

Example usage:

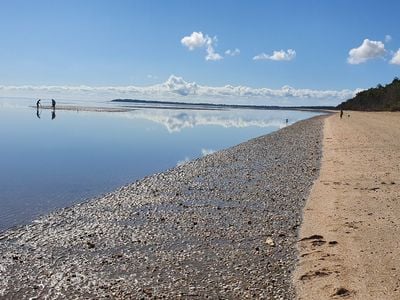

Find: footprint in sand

[332,287,351,298]
[300,269,331,281]
[300,234,327,247]
[300,234,324,241]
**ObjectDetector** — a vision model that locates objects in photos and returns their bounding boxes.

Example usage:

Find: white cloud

[385,35,392,43]
[253,53,268,60]
[0,75,361,106]
[253,49,296,61]
[347,39,386,64]
[162,75,199,96]
[181,31,223,61]
[225,48,240,56]
[206,44,223,61]
[181,32,208,50]
[390,49,400,65]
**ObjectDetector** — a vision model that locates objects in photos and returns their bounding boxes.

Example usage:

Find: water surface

[0,98,322,231]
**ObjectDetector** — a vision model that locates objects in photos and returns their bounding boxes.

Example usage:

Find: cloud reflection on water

[116,107,319,167]
[201,148,216,156]
[117,108,294,133]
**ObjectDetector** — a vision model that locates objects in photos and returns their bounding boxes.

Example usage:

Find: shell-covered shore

[0,115,324,299]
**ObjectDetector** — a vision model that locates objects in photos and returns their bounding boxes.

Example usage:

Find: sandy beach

[295,112,400,299]
[3,111,398,299]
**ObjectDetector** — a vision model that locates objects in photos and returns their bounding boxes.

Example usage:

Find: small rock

[265,237,275,246]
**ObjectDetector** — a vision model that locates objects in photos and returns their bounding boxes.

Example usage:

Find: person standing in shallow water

[36,99,41,119]
[51,99,56,110]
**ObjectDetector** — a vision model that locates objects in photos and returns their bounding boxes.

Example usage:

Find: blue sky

[0,0,399,105]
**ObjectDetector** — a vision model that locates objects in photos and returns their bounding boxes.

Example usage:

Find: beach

[295,112,400,299]
[0,115,323,299]
[2,111,398,299]
[1,1,399,299]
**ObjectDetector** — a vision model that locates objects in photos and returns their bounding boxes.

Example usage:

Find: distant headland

[337,77,400,111]
[111,98,336,112]
[113,78,400,112]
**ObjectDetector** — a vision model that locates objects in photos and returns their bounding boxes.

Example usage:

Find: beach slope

[0,116,324,299]
[295,112,400,299]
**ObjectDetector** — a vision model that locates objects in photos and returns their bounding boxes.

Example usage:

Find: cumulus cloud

[162,75,199,96]
[347,39,386,64]
[181,31,223,61]
[181,32,208,50]
[206,42,223,61]
[253,49,296,61]
[0,75,361,106]
[390,49,400,65]
[225,48,240,56]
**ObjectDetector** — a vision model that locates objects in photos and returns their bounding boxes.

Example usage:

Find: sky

[0,0,399,106]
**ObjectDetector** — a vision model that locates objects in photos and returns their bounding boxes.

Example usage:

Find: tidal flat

[0,115,324,299]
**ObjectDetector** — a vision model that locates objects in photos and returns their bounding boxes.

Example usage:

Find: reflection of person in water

[36,99,41,119]
[52,110,56,120]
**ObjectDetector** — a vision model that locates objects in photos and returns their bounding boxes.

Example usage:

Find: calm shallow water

[0,98,322,231]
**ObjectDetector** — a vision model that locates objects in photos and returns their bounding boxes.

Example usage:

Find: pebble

[266,237,275,247]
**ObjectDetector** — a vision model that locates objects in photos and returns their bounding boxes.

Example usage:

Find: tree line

[337,77,400,111]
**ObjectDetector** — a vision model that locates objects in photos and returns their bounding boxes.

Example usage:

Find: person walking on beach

[51,99,56,110]
[340,109,343,119]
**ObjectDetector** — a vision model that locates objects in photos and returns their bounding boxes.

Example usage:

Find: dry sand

[295,112,400,299]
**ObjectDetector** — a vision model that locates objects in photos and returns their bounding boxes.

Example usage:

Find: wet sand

[36,105,131,112]
[295,112,400,299]
[0,116,324,299]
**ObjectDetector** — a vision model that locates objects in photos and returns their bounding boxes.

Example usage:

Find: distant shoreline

[112,98,337,113]
[35,100,335,113]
